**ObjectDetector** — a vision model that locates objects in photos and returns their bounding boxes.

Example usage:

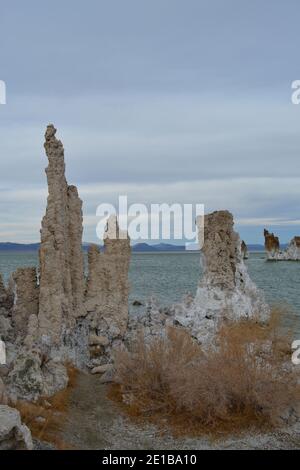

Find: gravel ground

[56,372,300,450]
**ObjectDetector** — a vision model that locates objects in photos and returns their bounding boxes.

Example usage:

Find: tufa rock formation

[173,211,269,344]
[174,211,270,343]
[127,211,270,347]
[7,125,89,400]
[264,229,280,259]
[264,229,300,261]
[0,274,13,341]
[1,125,131,400]
[38,124,86,345]
[11,268,39,343]
[86,215,131,366]
[241,240,249,259]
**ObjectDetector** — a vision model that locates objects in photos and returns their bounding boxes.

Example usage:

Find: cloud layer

[0,1,300,244]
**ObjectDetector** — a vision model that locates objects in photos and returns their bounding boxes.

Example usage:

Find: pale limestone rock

[9,349,69,401]
[9,351,44,401]
[173,211,270,344]
[91,364,112,374]
[12,267,39,342]
[85,216,131,344]
[264,229,300,261]
[283,237,300,260]
[38,124,86,345]
[126,296,172,344]
[0,405,33,450]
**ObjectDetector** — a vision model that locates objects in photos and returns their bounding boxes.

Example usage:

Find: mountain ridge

[0,241,281,253]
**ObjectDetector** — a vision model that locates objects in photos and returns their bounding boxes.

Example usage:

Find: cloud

[1,1,300,244]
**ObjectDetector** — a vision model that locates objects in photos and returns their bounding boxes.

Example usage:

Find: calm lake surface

[1,251,299,336]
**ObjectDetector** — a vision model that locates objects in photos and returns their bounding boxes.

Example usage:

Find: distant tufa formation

[241,240,249,259]
[0,125,131,402]
[264,229,300,261]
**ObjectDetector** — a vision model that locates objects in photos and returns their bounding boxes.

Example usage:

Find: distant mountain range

[0,242,279,253]
[0,242,187,253]
[0,242,41,252]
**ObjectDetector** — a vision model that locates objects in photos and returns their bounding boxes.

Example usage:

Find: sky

[0,0,300,244]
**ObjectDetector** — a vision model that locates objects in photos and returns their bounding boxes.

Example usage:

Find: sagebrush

[112,310,299,435]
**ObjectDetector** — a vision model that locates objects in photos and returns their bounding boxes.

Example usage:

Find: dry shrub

[112,309,300,436]
[13,363,78,449]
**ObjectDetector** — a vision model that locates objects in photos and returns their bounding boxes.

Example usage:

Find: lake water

[1,251,299,336]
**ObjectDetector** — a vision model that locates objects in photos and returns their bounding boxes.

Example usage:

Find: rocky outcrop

[1,125,132,400]
[129,211,270,347]
[264,229,300,261]
[173,211,270,343]
[0,274,13,341]
[241,240,249,259]
[86,216,131,363]
[0,405,33,450]
[264,229,280,260]
[5,125,89,400]
[284,236,300,260]
[11,268,39,342]
[38,124,86,345]
[0,274,13,312]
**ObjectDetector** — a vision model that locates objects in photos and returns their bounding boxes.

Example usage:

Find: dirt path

[60,372,300,450]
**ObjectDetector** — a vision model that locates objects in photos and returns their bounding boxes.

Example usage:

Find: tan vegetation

[112,309,300,437]
[13,364,78,449]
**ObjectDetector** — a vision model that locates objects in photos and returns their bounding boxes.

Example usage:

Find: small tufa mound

[264,229,300,261]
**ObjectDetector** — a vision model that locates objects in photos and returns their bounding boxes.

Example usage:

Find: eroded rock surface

[4,125,88,400]
[241,240,249,259]
[86,216,131,364]
[173,211,270,343]
[0,274,13,341]
[1,125,131,400]
[38,124,86,346]
[264,229,300,261]
[0,405,33,450]
[12,268,39,342]
[264,229,280,260]
[129,211,270,347]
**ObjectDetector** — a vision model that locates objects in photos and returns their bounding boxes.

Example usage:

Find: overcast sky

[0,0,300,244]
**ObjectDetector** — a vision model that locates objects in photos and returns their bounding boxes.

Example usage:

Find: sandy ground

[56,372,300,450]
